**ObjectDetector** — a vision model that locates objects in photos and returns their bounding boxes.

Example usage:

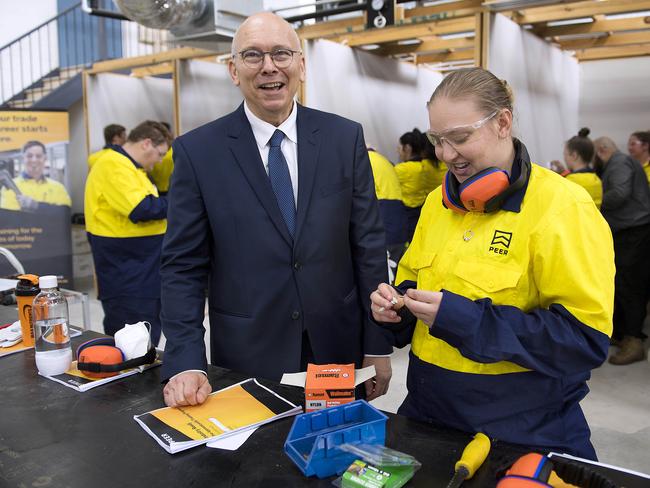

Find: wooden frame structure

[82,47,222,157]
[296,0,650,68]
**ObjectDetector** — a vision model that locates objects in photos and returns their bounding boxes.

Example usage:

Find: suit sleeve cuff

[168,369,208,382]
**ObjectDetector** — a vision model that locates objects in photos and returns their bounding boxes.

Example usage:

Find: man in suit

[161,12,392,407]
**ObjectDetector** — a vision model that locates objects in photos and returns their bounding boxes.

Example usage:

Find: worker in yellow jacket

[371,68,614,460]
[85,121,171,344]
[0,140,71,211]
[368,148,407,266]
[394,129,438,241]
[563,128,602,208]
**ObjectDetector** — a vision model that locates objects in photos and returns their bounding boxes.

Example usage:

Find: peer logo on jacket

[489,230,512,256]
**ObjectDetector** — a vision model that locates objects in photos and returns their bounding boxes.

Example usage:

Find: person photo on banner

[0,140,71,212]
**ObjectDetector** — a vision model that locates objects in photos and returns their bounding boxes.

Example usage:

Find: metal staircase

[0,1,170,110]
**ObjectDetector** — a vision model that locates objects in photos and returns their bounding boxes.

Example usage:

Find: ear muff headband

[76,337,156,375]
[441,157,531,214]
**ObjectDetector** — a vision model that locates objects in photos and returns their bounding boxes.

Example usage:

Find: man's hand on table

[163,371,212,407]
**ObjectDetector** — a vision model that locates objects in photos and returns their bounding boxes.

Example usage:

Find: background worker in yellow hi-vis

[149,122,175,195]
[371,68,614,460]
[368,148,407,267]
[394,129,438,242]
[0,140,71,211]
[87,124,127,170]
[85,121,171,345]
[563,128,602,208]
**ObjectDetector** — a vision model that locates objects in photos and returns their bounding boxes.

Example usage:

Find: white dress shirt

[244,101,299,205]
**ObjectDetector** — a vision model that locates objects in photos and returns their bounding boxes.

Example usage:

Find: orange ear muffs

[441,157,531,214]
[442,170,468,214]
[77,338,125,378]
[76,337,157,379]
[458,168,510,212]
[496,453,616,488]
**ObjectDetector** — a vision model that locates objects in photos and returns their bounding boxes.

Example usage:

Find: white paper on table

[206,427,258,450]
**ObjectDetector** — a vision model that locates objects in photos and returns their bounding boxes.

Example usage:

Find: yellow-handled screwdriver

[446,432,491,488]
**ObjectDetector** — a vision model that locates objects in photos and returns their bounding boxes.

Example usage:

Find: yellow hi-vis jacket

[85,148,166,238]
[392,140,614,457]
[395,159,438,208]
[87,148,111,170]
[149,147,174,193]
[0,176,71,210]
[565,169,602,208]
[368,150,402,201]
[422,158,447,192]
[643,160,650,186]
[368,150,407,245]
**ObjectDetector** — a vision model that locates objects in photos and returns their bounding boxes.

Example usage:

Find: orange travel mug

[15,274,40,347]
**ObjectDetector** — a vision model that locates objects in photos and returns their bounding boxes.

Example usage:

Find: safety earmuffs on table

[76,337,157,378]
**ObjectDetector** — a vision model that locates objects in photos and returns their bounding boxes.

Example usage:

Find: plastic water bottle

[33,275,72,376]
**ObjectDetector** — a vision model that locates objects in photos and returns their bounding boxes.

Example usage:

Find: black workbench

[0,322,537,488]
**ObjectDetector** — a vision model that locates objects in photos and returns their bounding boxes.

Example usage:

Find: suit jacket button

[291,311,300,320]
[294,261,301,270]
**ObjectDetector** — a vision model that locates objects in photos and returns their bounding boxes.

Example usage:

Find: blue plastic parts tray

[284,400,388,479]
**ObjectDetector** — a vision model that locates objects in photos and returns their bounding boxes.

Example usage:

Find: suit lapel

[227,104,293,246]
[295,105,320,243]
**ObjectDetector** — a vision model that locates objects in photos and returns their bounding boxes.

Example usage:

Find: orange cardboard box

[305,363,355,412]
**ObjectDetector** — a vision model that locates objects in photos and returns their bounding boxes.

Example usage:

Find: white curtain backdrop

[86,73,174,153]
[489,13,580,165]
[177,59,243,134]
[304,39,443,163]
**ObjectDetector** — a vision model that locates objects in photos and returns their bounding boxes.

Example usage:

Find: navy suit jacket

[160,103,392,381]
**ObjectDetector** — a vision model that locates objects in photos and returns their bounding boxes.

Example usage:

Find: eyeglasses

[234,48,302,69]
[426,110,498,149]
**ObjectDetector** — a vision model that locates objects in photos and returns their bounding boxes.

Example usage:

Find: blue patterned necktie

[268,129,296,237]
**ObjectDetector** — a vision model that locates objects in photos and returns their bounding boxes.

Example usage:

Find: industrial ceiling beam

[559,30,650,49]
[576,43,650,60]
[332,16,476,46]
[535,15,650,37]
[510,0,650,25]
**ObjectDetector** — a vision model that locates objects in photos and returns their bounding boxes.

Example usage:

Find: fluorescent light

[606,11,650,20]
[397,39,422,45]
[546,17,593,27]
[438,31,475,40]
[359,44,380,50]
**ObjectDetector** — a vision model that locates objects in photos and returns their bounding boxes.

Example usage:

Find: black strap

[78,347,157,373]
[552,459,618,488]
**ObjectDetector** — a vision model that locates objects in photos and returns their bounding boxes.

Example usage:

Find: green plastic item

[333,444,421,488]
[341,460,414,488]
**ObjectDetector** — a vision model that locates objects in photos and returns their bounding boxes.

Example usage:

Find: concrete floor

[74,287,650,474]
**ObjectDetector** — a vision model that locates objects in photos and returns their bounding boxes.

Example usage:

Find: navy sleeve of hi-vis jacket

[128,194,168,223]
[432,290,609,378]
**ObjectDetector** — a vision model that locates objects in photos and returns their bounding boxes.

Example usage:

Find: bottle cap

[38,275,58,289]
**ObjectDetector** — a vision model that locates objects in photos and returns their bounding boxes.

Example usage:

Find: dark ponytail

[399,128,424,161]
[419,129,440,167]
[566,127,594,164]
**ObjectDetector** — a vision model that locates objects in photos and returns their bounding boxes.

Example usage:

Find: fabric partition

[580,57,650,151]
[488,13,579,166]
[177,59,243,134]
[86,73,174,153]
[304,39,443,163]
